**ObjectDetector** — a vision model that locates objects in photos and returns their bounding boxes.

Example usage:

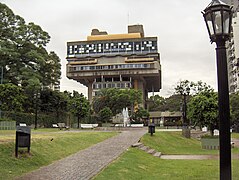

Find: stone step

[153,152,162,157]
[131,142,143,147]
[147,149,156,154]
[139,146,150,151]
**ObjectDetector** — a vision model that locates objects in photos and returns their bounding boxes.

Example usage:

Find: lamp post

[202,1,232,179]
[0,67,3,118]
[179,86,190,138]
[73,102,82,129]
[34,92,40,129]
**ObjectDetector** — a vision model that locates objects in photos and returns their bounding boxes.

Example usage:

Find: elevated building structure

[66,25,161,106]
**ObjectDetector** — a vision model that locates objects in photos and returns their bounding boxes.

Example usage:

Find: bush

[1,111,70,127]
[201,134,219,139]
[0,117,13,122]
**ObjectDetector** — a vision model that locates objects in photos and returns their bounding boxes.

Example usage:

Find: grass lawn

[94,148,239,180]
[0,128,73,144]
[141,131,239,155]
[95,131,239,179]
[0,131,117,180]
[232,133,239,139]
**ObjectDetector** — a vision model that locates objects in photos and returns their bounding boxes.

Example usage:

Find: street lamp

[180,87,190,127]
[202,1,233,179]
[179,86,190,138]
[0,67,3,118]
[73,102,82,129]
[34,92,40,129]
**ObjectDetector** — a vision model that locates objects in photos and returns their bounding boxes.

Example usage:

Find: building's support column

[88,82,93,104]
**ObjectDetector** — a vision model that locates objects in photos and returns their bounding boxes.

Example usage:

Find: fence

[0,121,16,130]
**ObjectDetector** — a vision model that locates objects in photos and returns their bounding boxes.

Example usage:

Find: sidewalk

[16,129,147,180]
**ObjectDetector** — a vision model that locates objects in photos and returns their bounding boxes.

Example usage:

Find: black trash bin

[15,126,31,157]
[148,123,155,136]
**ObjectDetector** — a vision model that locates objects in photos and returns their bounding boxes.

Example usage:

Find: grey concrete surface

[16,129,147,180]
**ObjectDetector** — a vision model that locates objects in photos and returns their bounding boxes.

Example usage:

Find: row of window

[95,77,130,82]
[67,39,158,56]
[92,82,131,89]
[69,63,152,72]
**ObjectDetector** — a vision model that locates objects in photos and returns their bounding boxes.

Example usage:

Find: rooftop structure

[66,25,161,106]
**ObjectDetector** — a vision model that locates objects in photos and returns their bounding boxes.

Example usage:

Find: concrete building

[149,111,182,127]
[227,12,239,93]
[66,25,161,106]
[223,0,239,93]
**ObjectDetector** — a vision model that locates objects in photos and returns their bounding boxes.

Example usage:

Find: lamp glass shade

[223,11,230,34]
[205,13,214,37]
[213,11,222,34]
[202,0,232,42]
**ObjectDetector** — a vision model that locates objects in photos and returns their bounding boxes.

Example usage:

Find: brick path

[16,129,147,180]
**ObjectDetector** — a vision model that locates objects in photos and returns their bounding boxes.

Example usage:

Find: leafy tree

[175,80,213,95]
[99,107,113,123]
[149,81,214,112]
[0,83,26,112]
[68,91,90,127]
[149,94,182,112]
[42,51,61,88]
[0,3,60,89]
[131,107,149,123]
[148,95,166,111]
[187,91,218,136]
[230,92,239,132]
[92,88,142,115]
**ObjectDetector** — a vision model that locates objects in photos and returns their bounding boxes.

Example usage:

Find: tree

[131,107,149,124]
[99,107,113,124]
[0,83,26,112]
[92,88,142,115]
[175,80,214,95]
[41,51,61,88]
[149,94,182,112]
[230,92,239,132]
[187,91,218,136]
[69,91,90,127]
[148,95,166,111]
[0,3,60,89]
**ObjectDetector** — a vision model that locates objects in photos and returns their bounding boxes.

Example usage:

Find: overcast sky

[2,0,219,97]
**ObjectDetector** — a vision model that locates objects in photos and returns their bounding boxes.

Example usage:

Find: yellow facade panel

[87,33,141,41]
[68,59,98,65]
[125,57,154,63]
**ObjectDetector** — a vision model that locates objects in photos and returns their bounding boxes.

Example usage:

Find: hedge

[1,111,71,128]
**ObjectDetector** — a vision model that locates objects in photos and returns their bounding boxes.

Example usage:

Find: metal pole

[0,67,3,118]
[34,93,38,129]
[77,115,80,129]
[184,94,187,126]
[0,66,3,84]
[216,40,232,180]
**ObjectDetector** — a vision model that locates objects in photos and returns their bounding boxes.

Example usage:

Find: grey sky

[2,0,218,97]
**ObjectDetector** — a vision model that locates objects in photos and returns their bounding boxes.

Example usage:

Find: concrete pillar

[88,82,93,104]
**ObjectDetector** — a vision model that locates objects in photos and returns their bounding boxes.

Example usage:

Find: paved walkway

[17,129,147,180]
[160,154,239,160]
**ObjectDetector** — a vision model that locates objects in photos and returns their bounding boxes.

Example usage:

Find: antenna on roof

[127,12,130,25]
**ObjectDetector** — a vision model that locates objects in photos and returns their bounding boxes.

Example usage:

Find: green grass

[232,133,239,138]
[0,129,72,143]
[0,130,15,135]
[95,131,239,179]
[94,148,239,180]
[141,131,239,155]
[0,131,117,180]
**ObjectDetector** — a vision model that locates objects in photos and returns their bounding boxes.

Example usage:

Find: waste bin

[148,123,155,136]
[15,126,31,157]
